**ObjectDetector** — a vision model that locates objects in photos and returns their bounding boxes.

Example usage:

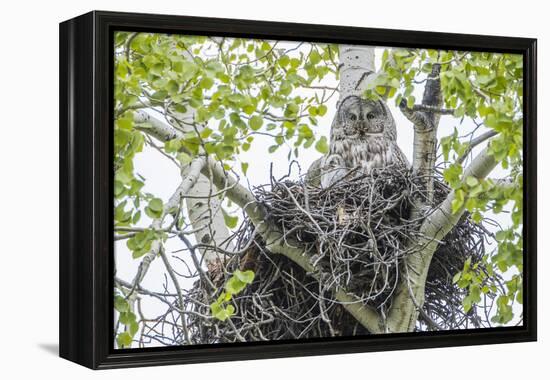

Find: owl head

[332,96,397,141]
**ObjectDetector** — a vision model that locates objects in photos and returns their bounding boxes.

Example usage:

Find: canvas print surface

[113,32,524,348]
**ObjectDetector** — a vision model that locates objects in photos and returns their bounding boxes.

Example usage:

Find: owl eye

[348,113,358,121]
[366,112,376,120]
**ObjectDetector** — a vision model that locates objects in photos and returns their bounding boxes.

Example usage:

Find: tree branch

[135,110,236,265]
[387,144,498,332]
[401,64,443,204]
[259,223,384,333]
[423,146,498,241]
[127,156,205,296]
[159,246,192,344]
[457,129,499,165]
[410,104,455,115]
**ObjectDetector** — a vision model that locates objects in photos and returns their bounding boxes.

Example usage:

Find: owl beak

[356,120,382,137]
[365,122,384,135]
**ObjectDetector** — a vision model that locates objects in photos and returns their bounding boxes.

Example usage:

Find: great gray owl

[306,96,409,188]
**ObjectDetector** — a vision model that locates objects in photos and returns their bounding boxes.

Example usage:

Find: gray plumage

[307,96,409,188]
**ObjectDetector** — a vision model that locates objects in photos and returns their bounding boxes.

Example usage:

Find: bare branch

[159,247,192,344]
[457,129,499,165]
[410,104,455,115]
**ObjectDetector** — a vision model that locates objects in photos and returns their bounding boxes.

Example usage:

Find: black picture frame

[59,10,537,369]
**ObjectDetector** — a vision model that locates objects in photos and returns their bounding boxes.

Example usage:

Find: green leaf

[145,198,163,219]
[210,300,235,322]
[222,208,238,228]
[451,190,465,214]
[116,332,132,348]
[114,296,129,313]
[117,118,133,130]
[278,55,290,67]
[226,304,235,316]
[119,311,136,325]
[233,269,255,284]
[463,296,473,313]
[452,272,462,284]
[472,211,483,223]
[375,86,387,96]
[249,115,263,131]
[308,106,318,116]
[243,105,256,115]
[177,152,193,165]
[115,169,133,185]
[406,95,415,108]
[315,136,329,154]
[495,230,507,242]
[200,127,213,139]
[127,229,155,259]
[469,184,484,197]
[464,257,472,271]
[129,321,139,336]
[223,292,232,302]
[309,50,322,65]
[148,198,163,212]
[469,284,482,303]
[443,163,463,189]
[114,180,125,197]
[200,77,214,89]
[466,176,479,187]
[241,162,249,175]
[290,58,301,69]
[225,276,246,295]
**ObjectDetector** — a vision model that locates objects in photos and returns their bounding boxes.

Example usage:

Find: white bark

[129,158,205,290]
[134,110,234,265]
[166,102,237,263]
[400,64,442,203]
[185,176,235,263]
[338,45,376,102]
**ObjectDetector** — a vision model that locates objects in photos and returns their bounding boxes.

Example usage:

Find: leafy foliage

[113,31,341,249]
[114,294,139,348]
[114,32,338,170]
[369,48,524,324]
[210,269,255,321]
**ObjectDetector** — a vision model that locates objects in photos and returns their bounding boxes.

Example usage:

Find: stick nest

[187,166,494,343]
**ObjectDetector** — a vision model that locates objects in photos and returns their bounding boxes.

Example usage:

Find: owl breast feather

[330,136,402,173]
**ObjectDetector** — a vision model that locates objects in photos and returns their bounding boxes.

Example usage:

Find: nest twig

[186,166,497,343]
